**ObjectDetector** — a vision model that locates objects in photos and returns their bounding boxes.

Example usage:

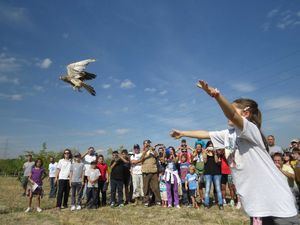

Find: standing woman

[202,141,223,209]
[170,80,298,224]
[55,149,72,209]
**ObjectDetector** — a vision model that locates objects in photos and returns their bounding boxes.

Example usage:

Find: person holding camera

[177,139,193,163]
[110,150,129,208]
[203,141,223,210]
[131,144,144,204]
[141,140,161,207]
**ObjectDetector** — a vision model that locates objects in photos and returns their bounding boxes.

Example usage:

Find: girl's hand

[197,80,219,98]
[170,129,183,139]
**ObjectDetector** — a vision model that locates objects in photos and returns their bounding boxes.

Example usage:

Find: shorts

[160,191,167,201]
[198,174,205,188]
[221,174,228,185]
[189,189,197,197]
[21,176,29,188]
[221,174,234,185]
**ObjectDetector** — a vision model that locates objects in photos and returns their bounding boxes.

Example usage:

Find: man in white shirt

[81,147,97,199]
[267,135,283,156]
[130,144,144,203]
[22,154,35,196]
[48,156,57,198]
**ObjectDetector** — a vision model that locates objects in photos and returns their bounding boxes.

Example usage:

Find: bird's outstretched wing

[66,59,96,78]
[82,83,96,96]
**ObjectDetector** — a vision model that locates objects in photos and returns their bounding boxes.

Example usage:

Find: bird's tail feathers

[82,71,97,80]
[82,83,96,96]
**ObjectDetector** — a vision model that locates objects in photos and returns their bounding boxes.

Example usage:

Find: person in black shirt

[121,149,132,204]
[203,141,223,210]
[110,151,129,207]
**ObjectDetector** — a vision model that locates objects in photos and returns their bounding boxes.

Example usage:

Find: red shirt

[221,157,231,175]
[97,163,108,181]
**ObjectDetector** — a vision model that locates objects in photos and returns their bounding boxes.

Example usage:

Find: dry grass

[0,177,249,225]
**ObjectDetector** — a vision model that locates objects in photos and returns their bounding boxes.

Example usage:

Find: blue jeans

[204,175,222,206]
[49,177,56,198]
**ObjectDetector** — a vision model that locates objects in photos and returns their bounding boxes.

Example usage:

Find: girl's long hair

[233,98,269,152]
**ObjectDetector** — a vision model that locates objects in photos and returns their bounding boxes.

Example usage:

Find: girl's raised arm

[197,80,244,130]
[170,129,210,140]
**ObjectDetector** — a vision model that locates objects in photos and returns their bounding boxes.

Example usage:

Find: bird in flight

[60,59,97,96]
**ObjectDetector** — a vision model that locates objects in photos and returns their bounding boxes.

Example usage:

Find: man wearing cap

[131,144,144,204]
[141,140,161,207]
[21,153,35,196]
[81,147,97,199]
[267,135,283,156]
[290,139,300,151]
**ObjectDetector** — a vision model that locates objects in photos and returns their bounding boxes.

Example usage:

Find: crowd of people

[21,137,300,214]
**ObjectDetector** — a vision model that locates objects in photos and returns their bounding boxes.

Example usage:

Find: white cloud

[159,90,168,95]
[62,33,69,39]
[102,84,111,89]
[37,58,52,69]
[0,53,21,72]
[263,9,300,30]
[0,93,22,101]
[33,85,44,92]
[122,107,129,112]
[116,128,130,135]
[144,87,156,93]
[0,75,19,85]
[120,79,136,89]
[0,3,31,26]
[267,9,279,18]
[68,129,107,137]
[231,82,256,92]
[265,97,300,110]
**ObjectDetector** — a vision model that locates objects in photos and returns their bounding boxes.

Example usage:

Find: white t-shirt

[48,162,58,178]
[268,145,283,156]
[83,155,96,176]
[57,159,72,180]
[131,153,143,175]
[209,118,297,218]
[86,168,100,188]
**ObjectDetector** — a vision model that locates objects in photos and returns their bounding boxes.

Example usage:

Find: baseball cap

[74,152,81,157]
[133,144,140,149]
[291,139,299,143]
[143,140,151,144]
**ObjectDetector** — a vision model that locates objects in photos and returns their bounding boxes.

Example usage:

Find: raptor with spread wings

[60,59,97,96]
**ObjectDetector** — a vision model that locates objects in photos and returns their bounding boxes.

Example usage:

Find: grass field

[0,177,249,225]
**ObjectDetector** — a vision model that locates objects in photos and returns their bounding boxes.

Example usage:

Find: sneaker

[223,199,227,205]
[118,204,124,208]
[187,204,193,208]
[230,199,235,207]
[70,205,76,211]
[76,205,81,210]
[37,207,42,213]
[218,205,224,210]
[61,206,65,209]
[236,202,241,209]
[168,204,172,208]
[25,207,31,213]
[110,203,115,208]
[175,205,181,209]
[144,203,149,207]
[156,202,161,206]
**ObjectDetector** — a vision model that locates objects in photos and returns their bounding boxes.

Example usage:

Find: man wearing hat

[131,144,144,204]
[140,140,161,207]
[291,139,300,151]
[21,153,35,196]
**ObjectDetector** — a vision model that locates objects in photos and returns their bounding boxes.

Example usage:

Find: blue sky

[0,0,300,158]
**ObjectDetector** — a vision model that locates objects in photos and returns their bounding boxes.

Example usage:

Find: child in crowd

[121,149,132,204]
[159,169,168,207]
[171,80,298,224]
[220,149,237,207]
[185,165,199,209]
[110,151,129,207]
[69,152,85,211]
[164,147,181,208]
[25,158,47,212]
[56,149,72,209]
[86,161,101,209]
[48,156,57,198]
[179,154,190,206]
[97,154,109,207]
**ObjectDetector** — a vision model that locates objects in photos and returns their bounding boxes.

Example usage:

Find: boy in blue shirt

[185,165,199,208]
